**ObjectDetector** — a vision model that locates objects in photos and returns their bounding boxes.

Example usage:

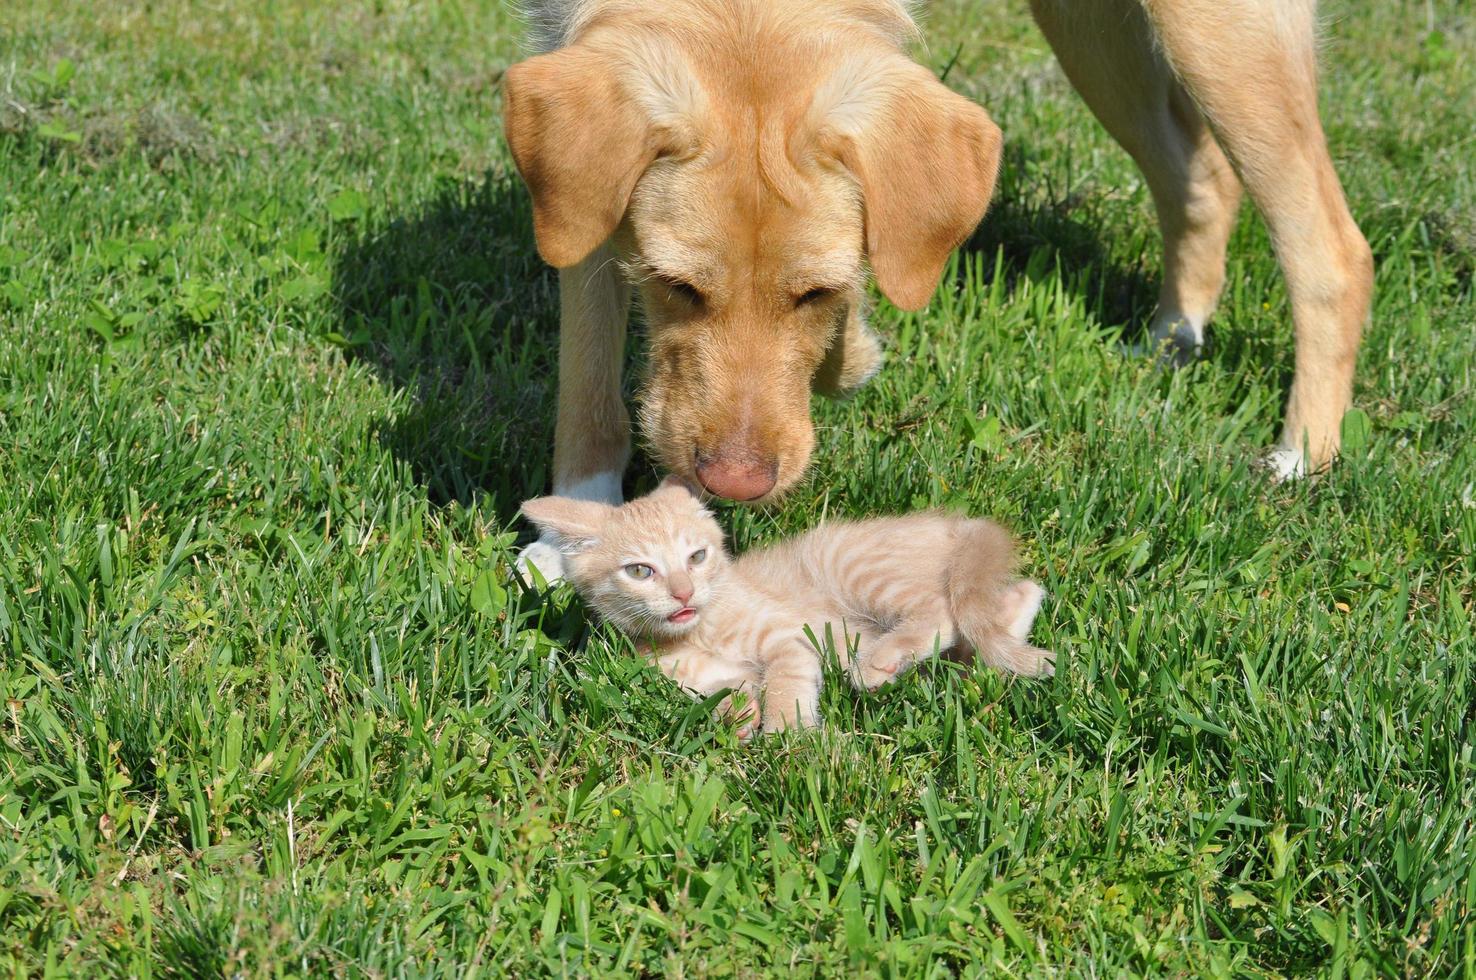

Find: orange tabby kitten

[521,478,1054,738]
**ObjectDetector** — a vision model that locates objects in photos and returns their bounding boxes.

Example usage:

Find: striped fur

[522,478,1053,737]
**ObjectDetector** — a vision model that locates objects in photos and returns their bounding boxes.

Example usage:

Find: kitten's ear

[520,496,612,553]
[656,474,702,498]
[655,475,716,519]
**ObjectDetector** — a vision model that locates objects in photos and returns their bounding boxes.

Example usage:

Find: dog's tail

[946,519,1055,677]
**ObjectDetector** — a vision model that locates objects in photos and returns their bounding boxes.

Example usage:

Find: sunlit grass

[1,0,1473,974]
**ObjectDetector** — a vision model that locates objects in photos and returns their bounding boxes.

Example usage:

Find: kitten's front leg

[760,639,823,733]
[653,649,763,739]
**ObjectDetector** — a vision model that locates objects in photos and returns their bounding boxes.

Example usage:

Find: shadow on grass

[964,142,1160,339]
[331,149,1164,513]
[332,173,559,512]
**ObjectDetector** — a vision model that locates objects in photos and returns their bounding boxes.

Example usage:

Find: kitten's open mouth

[668,607,697,625]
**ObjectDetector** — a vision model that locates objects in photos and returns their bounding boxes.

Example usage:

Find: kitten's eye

[658,276,705,306]
[689,549,707,566]
[624,564,655,581]
[794,286,836,308]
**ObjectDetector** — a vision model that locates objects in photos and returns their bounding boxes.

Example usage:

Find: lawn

[1,0,1473,974]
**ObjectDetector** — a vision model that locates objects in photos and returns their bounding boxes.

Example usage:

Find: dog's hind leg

[1140,0,1373,477]
[1033,0,1372,476]
[1030,0,1243,365]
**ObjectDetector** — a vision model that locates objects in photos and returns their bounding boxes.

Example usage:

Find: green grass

[2,0,1473,974]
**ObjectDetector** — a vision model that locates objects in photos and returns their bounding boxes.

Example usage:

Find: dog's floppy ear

[825,60,1002,311]
[503,45,666,268]
[520,496,614,553]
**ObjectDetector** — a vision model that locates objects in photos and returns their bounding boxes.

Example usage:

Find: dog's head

[504,5,1001,502]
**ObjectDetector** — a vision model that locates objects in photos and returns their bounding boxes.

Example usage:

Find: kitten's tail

[947,519,1055,678]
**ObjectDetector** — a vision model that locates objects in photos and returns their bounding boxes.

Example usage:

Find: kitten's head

[520,476,729,639]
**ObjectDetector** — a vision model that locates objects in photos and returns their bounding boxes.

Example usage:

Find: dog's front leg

[813,305,883,397]
[518,241,631,583]
[553,240,632,502]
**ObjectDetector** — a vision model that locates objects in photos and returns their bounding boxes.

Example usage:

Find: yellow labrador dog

[506,0,1371,576]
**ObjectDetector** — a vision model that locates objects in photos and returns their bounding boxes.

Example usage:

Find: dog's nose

[694,447,778,501]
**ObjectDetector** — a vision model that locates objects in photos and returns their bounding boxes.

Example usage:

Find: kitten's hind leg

[976,580,1056,678]
[854,617,955,691]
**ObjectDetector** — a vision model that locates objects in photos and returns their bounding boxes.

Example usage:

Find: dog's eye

[659,277,705,306]
[689,548,707,566]
[624,563,655,580]
[794,286,835,307]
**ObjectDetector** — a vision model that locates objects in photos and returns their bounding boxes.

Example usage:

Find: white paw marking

[1125,311,1204,367]
[515,537,566,586]
[518,470,622,586]
[1263,447,1307,482]
[556,470,623,505]
[1150,310,1205,349]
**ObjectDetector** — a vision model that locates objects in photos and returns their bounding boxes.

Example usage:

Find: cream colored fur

[505,0,1001,505]
[505,0,1373,513]
[521,478,1054,738]
[1031,0,1371,476]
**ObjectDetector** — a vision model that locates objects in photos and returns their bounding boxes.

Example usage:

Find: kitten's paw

[760,714,816,735]
[515,538,566,586]
[760,699,820,734]
[857,654,911,691]
[993,643,1056,678]
[1023,645,1056,678]
[716,693,760,742]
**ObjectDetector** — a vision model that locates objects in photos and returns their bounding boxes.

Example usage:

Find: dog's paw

[515,538,566,586]
[1261,446,1307,482]
[1124,312,1203,367]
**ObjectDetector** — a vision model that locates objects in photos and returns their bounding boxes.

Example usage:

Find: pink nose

[695,447,778,501]
[670,584,693,604]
